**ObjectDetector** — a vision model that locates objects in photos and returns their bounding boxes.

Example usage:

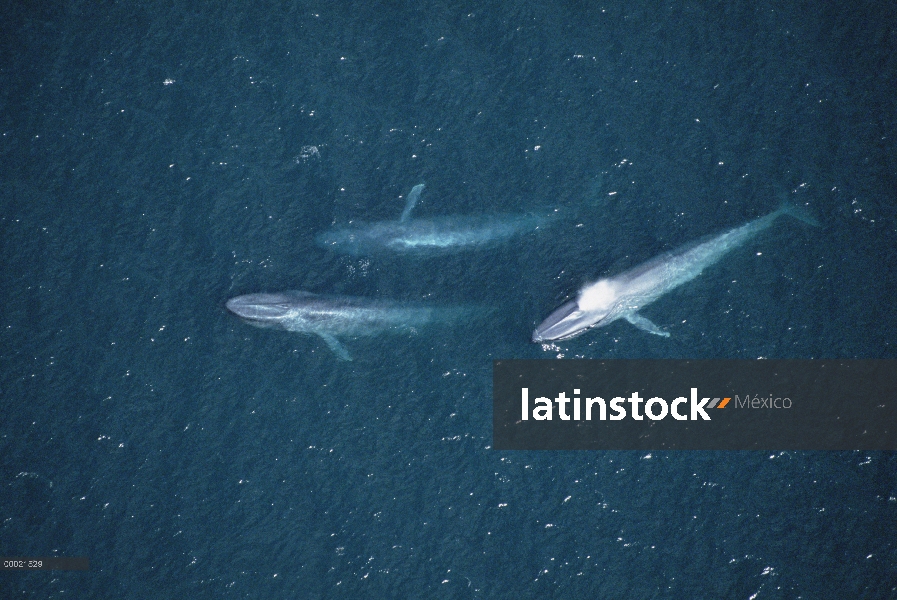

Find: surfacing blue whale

[316,184,560,255]
[226,290,467,361]
[533,203,819,343]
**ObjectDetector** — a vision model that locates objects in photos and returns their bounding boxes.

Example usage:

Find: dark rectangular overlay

[493,360,897,450]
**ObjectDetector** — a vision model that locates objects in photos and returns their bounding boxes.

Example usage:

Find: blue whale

[227,290,468,361]
[534,204,819,342]
[316,184,559,255]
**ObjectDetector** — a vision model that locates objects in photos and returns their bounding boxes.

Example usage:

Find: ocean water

[2,0,896,597]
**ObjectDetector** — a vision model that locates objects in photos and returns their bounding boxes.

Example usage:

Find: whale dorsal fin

[400,184,425,222]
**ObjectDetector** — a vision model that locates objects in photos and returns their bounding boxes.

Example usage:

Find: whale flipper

[318,333,353,361]
[400,184,425,223]
[625,313,670,337]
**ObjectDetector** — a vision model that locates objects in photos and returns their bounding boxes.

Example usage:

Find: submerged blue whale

[316,184,559,255]
[227,290,468,361]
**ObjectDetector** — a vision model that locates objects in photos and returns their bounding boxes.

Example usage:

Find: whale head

[226,292,308,327]
[532,279,620,342]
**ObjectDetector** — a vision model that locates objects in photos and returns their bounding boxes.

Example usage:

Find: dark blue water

[2,0,896,597]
